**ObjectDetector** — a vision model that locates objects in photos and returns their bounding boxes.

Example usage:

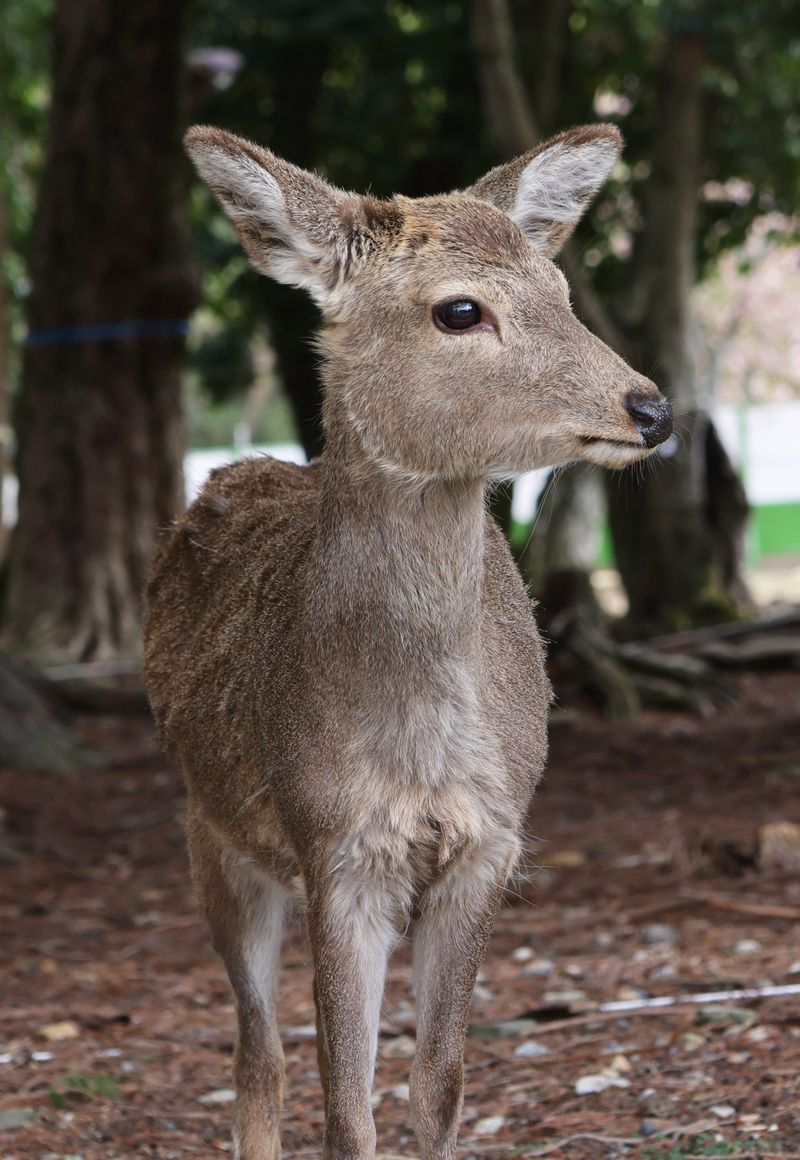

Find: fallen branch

[680,887,800,921]
[464,1119,724,1155]
[624,607,800,653]
[599,981,800,1015]
[626,888,800,923]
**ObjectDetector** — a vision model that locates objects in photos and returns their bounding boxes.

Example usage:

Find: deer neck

[309,416,487,676]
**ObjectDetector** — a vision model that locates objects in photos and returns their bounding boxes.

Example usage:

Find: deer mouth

[579,435,643,449]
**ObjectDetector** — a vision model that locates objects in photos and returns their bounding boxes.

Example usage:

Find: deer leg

[409,840,517,1160]
[188,814,287,1160]
[307,870,402,1160]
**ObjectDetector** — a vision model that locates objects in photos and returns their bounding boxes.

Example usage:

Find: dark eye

[434,299,482,332]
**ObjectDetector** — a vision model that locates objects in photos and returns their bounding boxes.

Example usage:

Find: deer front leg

[307,866,403,1160]
[410,837,518,1160]
[188,813,287,1160]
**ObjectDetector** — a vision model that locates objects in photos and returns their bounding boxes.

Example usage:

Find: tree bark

[0,190,11,558]
[470,2,750,635]
[469,0,540,157]
[0,654,90,772]
[607,33,749,633]
[4,0,196,662]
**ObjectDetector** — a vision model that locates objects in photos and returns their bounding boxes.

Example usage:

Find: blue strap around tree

[25,320,191,346]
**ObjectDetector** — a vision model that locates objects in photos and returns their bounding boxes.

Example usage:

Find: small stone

[610,1054,632,1073]
[643,923,678,945]
[473,1115,506,1134]
[710,1104,736,1119]
[478,1018,538,1037]
[734,938,762,955]
[564,963,584,979]
[543,989,586,1006]
[682,1032,706,1051]
[381,1035,416,1059]
[514,1040,550,1058]
[640,1118,676,1137]
[198,1088,236,1105]
[0,1107,36,1129]
[472,983,495,1003]
[523,958,554,977]
[744,1025,771,1042]
[31,1051,54,1062]
[575,1072,630,1095]
[390,1083,410,1101]
[696,1005,755,1027]
[512,945,533,962]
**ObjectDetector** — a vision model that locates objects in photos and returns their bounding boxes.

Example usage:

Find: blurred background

[2,0,799,688]
[2,2,800,1156]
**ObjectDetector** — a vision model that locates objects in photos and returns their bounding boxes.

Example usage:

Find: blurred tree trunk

[519,464,605,608]
[607,33,749,633]
[4,0,196,662]
[469,0,749,637]
[0,189,11,558]
[470,0,609,601]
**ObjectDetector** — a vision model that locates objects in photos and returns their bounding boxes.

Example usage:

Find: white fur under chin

[580,440,654,470]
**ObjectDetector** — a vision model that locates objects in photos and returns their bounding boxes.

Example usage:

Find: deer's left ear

[467,124,622,258]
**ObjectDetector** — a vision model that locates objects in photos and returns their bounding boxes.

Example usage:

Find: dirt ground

[2,670,800,1159]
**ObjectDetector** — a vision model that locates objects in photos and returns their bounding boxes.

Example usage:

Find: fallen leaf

[39,1020,80,1041]
[547,849,586,868]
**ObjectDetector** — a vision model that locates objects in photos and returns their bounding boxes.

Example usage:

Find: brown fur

[144,122,670,1160]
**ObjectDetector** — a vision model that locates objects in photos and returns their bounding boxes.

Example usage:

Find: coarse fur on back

[144,122,672,1160]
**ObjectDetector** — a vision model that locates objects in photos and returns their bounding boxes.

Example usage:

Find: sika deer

[144,122,672,1160]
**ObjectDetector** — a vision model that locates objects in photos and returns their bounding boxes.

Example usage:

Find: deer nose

[625,392,673,448]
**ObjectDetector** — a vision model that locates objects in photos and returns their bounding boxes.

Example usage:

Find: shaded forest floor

[2,671,800,1159]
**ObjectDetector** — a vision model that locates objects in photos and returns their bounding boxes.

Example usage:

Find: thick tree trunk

[608,34,749,633]
[4,0,195,663]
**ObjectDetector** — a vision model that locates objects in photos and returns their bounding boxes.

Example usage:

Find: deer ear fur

[184,126,358,305]
[467,124,622,258]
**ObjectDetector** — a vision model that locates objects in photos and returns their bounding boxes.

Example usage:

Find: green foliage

[4,0,799,437]
[49,1071,122,1108]
[0,0,53,376]
[643,1136,767,1157]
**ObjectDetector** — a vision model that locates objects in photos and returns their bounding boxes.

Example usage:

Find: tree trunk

[4,0,196,663]
[519,464,605,604]
[0,189,11,559]
[0,653,89,772]
[607,33,749,633]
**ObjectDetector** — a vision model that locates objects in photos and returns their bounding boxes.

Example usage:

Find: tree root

[0,654,95,772]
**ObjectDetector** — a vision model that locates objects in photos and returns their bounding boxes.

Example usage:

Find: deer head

[185,123,672,481]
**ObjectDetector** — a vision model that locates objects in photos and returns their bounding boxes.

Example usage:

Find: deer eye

[434,299,482,332]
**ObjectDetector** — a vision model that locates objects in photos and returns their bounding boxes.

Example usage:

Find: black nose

[625,392,673,448]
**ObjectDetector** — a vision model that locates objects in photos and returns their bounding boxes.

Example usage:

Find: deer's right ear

[185,126,357,306]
